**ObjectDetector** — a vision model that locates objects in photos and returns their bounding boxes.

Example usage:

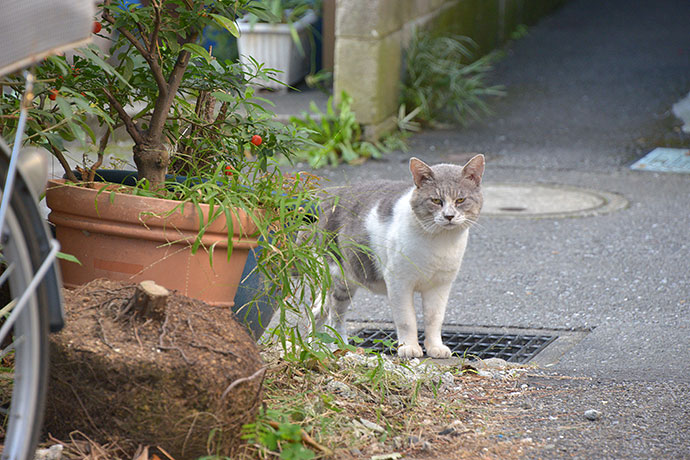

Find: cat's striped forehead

[422,163,481,196]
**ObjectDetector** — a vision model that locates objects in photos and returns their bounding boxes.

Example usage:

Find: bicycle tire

[0,155,51,460]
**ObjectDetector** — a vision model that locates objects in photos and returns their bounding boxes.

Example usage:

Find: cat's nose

[444,214,454,221]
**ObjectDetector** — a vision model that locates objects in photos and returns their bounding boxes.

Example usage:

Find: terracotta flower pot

[46,179,260,308]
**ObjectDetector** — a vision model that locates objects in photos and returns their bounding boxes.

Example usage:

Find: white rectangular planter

[237,10,317,89]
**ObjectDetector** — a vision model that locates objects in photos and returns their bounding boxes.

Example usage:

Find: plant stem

[48,143,78,183]
[266,420,334,456]
[101,88,143,145]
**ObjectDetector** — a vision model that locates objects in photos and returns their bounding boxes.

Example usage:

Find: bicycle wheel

[0,170,50,457]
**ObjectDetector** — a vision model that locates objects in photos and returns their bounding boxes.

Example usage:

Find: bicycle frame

[0,79,65,334]
[0,2,94,458]
[0,0,96,332]
[1,71,64,323]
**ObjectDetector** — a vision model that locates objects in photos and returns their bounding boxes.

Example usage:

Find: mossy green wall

[333,0,568,139]
[431,0,566,53]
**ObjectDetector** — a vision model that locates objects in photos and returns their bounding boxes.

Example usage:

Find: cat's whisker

[465,218,486,231]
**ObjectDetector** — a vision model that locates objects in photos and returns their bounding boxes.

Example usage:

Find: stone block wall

[333,0,567,139]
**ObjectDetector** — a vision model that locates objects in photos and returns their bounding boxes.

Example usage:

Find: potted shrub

[0,0,330,336]
[237,0,319,89]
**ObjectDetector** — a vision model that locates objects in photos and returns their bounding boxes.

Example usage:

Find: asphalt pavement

[290,0,690,457]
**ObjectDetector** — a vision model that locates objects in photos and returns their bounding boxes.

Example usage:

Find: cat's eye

[431,198,443,205]
[456,197,466,205]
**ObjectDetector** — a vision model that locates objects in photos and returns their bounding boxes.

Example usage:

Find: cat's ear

[462,154,485,186]
[409,157,434,188]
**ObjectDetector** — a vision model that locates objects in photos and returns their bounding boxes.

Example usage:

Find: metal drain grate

[351,328,557,363]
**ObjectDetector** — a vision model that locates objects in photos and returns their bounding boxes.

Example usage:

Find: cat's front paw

[397,343,424,359]
[426,344,452,359]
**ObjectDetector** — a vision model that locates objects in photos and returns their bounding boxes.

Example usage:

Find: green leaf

[280,442,315,460]
[75,119,97,144]
[277,423,303,443]
[314,332,336,344]
[46,55,71,76]
[54,97,74,121]
[183,43,213,64]
[211,91,237,104]
[57,252,82,265]
[80,45,133,89]
[288,23,305,56]
[209,13,240,38]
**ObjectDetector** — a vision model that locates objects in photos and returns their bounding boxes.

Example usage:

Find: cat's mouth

[437,218,464,229]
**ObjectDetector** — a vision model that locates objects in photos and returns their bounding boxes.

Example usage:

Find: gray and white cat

[313,155,485,358]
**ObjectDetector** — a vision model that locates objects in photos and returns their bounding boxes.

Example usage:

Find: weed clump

[401,31,505,126]
[239,335,531,459]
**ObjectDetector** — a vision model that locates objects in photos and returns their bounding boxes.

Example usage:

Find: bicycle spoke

[0,240,58,344]
[0,261,14,287]
[0,300,17,319]
[0,336,20,363]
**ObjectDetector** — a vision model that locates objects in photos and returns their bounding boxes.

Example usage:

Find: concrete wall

[333,0,566,139]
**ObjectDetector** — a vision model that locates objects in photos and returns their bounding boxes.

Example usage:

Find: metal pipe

[0,71,34,237]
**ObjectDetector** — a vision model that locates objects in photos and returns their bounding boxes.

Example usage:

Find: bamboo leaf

[57,252,82,265]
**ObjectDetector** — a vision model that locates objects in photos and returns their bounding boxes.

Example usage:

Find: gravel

[584,409,602,421]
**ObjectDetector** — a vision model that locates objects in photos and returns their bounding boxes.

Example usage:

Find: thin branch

[267,420,334,456]
[57,377,101,434]
[220,367,266,401]
[135,22,151,51]
[102,88,144,145]
[101,3,149,59]
[48,142,78,182]
[149,0,162,56]
[157,314,193,364]
[84,128,111,182]
[102,0,168,94]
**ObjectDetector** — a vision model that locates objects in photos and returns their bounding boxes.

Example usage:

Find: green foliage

[0,0,310,183]
[240,330,481,458]
[243,416,316,460]
[0,1,336,321]
[242,0,319,24]
[0,1,346,386]
[510,24,529,40]
[401,30,505,125]
[290,92,405,168]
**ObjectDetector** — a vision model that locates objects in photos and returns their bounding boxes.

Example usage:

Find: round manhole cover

[482,183,628,218]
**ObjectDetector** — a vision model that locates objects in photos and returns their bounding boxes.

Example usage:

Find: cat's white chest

[394,224,468,289]
[366,191,469,291]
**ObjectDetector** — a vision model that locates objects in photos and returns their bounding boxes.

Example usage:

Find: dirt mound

[44,279,264,459]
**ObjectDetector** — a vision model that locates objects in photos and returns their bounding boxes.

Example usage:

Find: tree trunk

[133,139,169,187]
[131,280,169,321]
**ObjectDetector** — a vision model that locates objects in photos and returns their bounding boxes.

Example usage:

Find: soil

[43,279,264,460]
